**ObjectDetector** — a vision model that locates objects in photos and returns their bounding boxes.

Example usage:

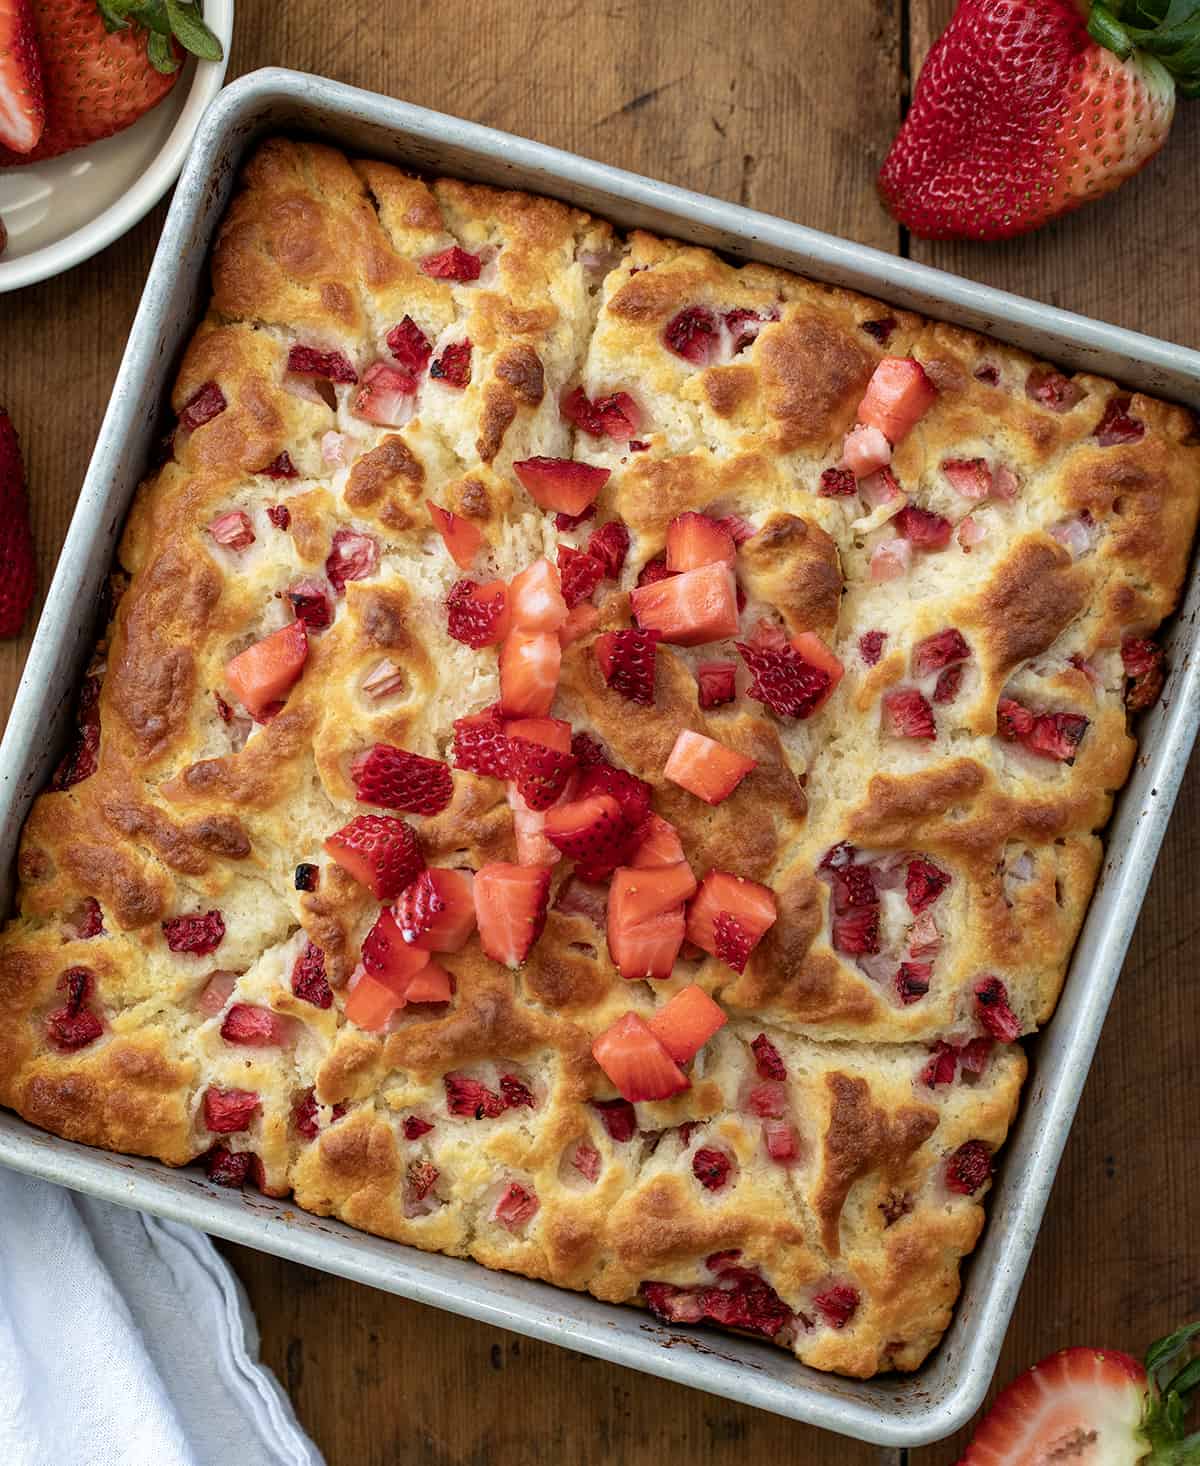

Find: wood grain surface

[1,3,1197,1463]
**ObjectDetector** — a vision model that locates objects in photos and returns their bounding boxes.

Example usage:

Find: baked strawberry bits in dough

[2,139,1197,1380]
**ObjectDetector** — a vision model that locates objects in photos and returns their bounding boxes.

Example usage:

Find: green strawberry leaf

[146,28,179,73]
[1089,0,1200,89]
[164,0,225,61]
[1146,1322,1200,1384]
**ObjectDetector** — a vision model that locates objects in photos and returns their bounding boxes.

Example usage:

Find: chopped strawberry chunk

[203,1087,261,1134]
[266,505,291,531]
[544,794,632,880]
[179,381,227,431]
[647,984,727,1062]
[1093,395,1144,446]
[631,561,739,646]
[287,577,333,630]
[881,687,936,740]
[735,622,834,719]
[403,1115,434,1139]
[666,512,736,572]
[404,961,453,1004]
[163,910,225,955]
[509,735,577,811]
[560,387,642,443]
[421,244,482,281]
[895,504,952,550]
[906,857,950,913]
[361,909,431,991]
[856,357,937,443]
[763,1119,800,1163]
[68,898,104,940]
[745,1081,787,1118]
[591,1097,638,1141]
[895,961,932,1004]
[751,1033,786,1081]
[696,660,737,709]
[608,901,686,980]
[453,705,513,779]
[921,1041,959,1087]
[491,1182,539,1230]
[509,557,568,633]
[344,970,403,1031]
[998,698,1089,762]
[692,1147,731,1190]
[351,744,453,814]
[941,457,993,499]
[630,813,685,870]
[396,868,477,952]
[663,306,719,364]
[427,501,482,569]
[446,578,510,648]
[1121,635,1165,711]
[831,904,880,957]
[205,1149,264,1190]
[220,1003,293,1047]
[325,813,425,900]
[557,546,605,608]
[594,628,660,706]
[291,940,334,1009]
[642,1264,792,1338]
[946,1140,992,1195]
[353,362,417,425]
[326,528,380,593]
[870,537,912,582]
[593,1013,689,1101]
[504,716,572,753]
[636,554,674,588]
[513,457,610,516]
[571,1142,601,1182]
[575,763,653,827]
[912,628,969,679]
[571,732,608,767]
[430,340,473,388]
[1027,366,1085,412]
[499,630,561,717]
[287,346,358,383]
[586,520,631,580]
[407,1160,441,1206]
[196,972,237,1016]
[997,697,1036,741]
[814,1284,860,1330]
[610,863,697,927]
[974,976,1020,1042]
[685,871,777,962]
[960,1037,994,1075]
[208,510,255,550]
[859,630,887,666]
[819,467,858,497]
[387,316,433,372]
[724,307,777,353]
[258,451,298,479]
[445,1072,505,1118]
[225,621,308,719]
[46,970,104,1050]
[841,423,892,478]
[560,602,600,645]
[499,1074,535,1110]
[861,316,897,344]
[664,729,756,805]
[934,664,964,703]
[474,862,551,966]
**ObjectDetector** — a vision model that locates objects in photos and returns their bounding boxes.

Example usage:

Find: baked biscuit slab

[1,139,1196,1380]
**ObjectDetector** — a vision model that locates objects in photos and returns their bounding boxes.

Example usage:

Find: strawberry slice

[453,705,513,779]
[906,857,950,913]
[445,578,510,648]
[630,813,685,869]
[202,1087,261,1134]
[208,510,255,550]
[895,504,953,550]
[560,387,642,442]
[896,961,932,1004]
[586,520,631,579]
[685,871,777,963]
[509,557,568,633]
[513,458,610,516]
[841,423,892,478]
[220,1003,294,1047]
[630,562,739,646]
[608,903,686,980]
[509,735,577,810]
[395,869,477,952]
[225,621,308,719]
[666,512,736,571]
[881,687,936,740]
[856,357,937,444]
[360,908,430,990]
[351,744,454,814]
[0,1,43,154]
[592,1013,689,1101]
[473,862,552,966]
[735,621,835,719]
[751,1033,787,1080]
[557,546,605,609]
[912,628,970,679]
[387,316,433,372]
[324,813,425,900]
[344,969,404,1031]
[544,794,633,880]
[998,698,1089,762]
[594,628,660,705]
[427,500,482,569]
[499,630,561,717]
[421,245,482,281]
[352,362,417,426]
[559,602,600,645]
[647,984,726,1063]
[696,660,737,709]
[576,762,653,827]
[813,1284,860,1330]
[664,729,756,805]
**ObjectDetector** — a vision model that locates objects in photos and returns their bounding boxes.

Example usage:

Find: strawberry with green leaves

[880,0,1200,241]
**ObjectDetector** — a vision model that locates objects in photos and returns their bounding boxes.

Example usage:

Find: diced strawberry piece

[594,628,660,706]
[934,664,964,703]
[906,857,950,914]
[291,940,334,1009]
[608,902,686,980]
[544,794,632,880]
[960,1037,994,1075]
[1026,712,1090,763]
[404,961,453,1004]
[430,340,473,388]
[763,1119,800,1163]
[945,1140,992,1195]
[992,465,1019,499]
[295,1090,322,1139]
[196,971,237,1016]
[997,696,1036,741]
[841,423,893,479]
[208,510,255,550]
[610,863,698,927]
[513,457,610,516]
[1121,635,1165,711]
[267,505,291,531]
[861,316,897,344]
[1026,368,1084,414]
[1093,396,1144,446]
[353,362,417,425]
[220,1003,293,1047]
[912,628,970,679]
[559,603,600,645]
[325,813,425,899]
[895,961,932,1004]
[819,467,858,497]
[974,976,1020,1042]
[287,577,333,630]
[453,705,512,779]
[692,1147,731,1190]
[745,1081,787,1118]
[68,898,104,940]
[407,1160,441,1205]
[791,632,843,702]
[509,797,560,871]
[881,687,936,740]
[575,763,653,827]
[644,1267,792,1338]
[203,1087,261,1134]
[396,868,477,952]
[445,578,510,648]
[509,736,576,811]
[560,387,642,443]
[957,514,986,552]
[647,983,726,1062]
[664,729,755,805]
[499,630,561,717]
[361,908,430,989]
[572,1143,601,1182]
[696,660,737,709]
[831,904,880,957]
[856,356,937,444]
[387,316,433,372]
[445,1072,505,1118]
[179,381,228,431]
[870,538,912,582]
[714,513,756,547]
[403,1115,434,1139]
[344,970,403,1030]
[163,910,225,956]
[666,512,736,572]
[941,458,993,499]
[498,1074,535,1110]
[571,732,608,766]
[491,1181,539,1230]
[813,1284,860,1330]
[712,912,756,973]
[427,501,483,569]
[473,862,552,966]
[589,1097,637,1142]
[592,1013,689,1101]
[751,1034,787,1081]
[504,716,572,753]
[509,558,568,633]
[258,452,298,479]
[326,528,380,593]
[631,562,739,646]
[586,520,631,579]
[895,504,952,550]
[663,306,719,364]
[735,622,834,719]
[631,813,685,869]
[351,744,453,815]
[46,992,104,1050]
[421,244,482,281]
[557,546,605,609]
[205,1149,264,1190]
[921,1041,959,1087]
[830,863,877,914]
[636,555,674,588]
[685,871,777,960]
[287,346,358,383]
[225,621,308,719]
[859,631,887,666]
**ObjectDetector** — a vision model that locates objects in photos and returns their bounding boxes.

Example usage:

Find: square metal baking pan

[2,68,1198,1448]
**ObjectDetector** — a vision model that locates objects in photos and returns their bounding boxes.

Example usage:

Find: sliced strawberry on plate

[513,457,610,516]
[664,729,756,805]
[225,621,308,719]
[630,561,739,646]
[499,630,561,717]
[474,862,552,966]
[696,660,737,709]
[453,705,512,779]
[427,500,483,569]
[351,744,454,814]
[647,983,726,1063]
[352,362,417,426]
[395,869,477,952]
[685,871,777,966]
[881,687,936,740]
[594,627,659,705]
[544,794,633,880]
[666,512,736,572]
[856,357,937,444]
[324,813,425,900]
[509,557,568,633]
[630,813,686,869]
[557,545,605,609]
[592,1013,689,1101]
[446,578,510,648]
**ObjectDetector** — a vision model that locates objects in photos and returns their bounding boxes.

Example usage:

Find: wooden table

[2,3,1197,1461]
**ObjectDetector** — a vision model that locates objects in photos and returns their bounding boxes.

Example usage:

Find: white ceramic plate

[0,0,233,293]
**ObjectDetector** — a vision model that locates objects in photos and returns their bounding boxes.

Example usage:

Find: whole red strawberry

[0,407,35,637]
[879,0,1199,240]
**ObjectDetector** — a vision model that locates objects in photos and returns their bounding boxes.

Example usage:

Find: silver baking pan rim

[1,68,1197,1448]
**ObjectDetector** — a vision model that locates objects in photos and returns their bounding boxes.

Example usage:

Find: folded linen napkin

[0,1168,323,1466]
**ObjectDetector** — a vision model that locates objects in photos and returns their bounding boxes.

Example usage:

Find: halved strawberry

[324,814,425,900]
[557,546,605,609]
[499,631,561,717]
[560,387,642,442]
[453,705,513,779]
[594,628,660,705]
[208,510,255,550]
[895,504,952,550]
[544,794,632,880]
[630,813,685,869]
[841,423,892,478]
[735,621,834,719]
[225,621,308,719]
[509,735,577,811]
[592,1013,689,1101]
[344,969,404,1031]
[387,316,433,372]
[647,984,726,1063]
[685,871,777,964]
[361,908,430,990]
[421,244,482,281]
[881,687,936,740]
[220,1003,294,1047]
[586,520,631,579]
[351,744,454,814]
[696,660,737,709]
[395,869,477,952]
[446,579,510,647]
[427,500,482,569]
[513,457,610,516]
[856,357,937,444]
[664,729,756,805]
[560,602,600,645]
[509,557,568,632]
[353,362,417,425]
[630,562,739,646]
[0,0,43,154]
[666,512,736,572]
[474,862,552,966]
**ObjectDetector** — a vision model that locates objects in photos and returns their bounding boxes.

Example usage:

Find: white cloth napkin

[0,1168,324,1466]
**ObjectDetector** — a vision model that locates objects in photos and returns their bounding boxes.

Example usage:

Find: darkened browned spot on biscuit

[318,1116,398,1179]
[739,513,842,636]
[477,385,519,464]
[849,761,987,846]
[61,843,164,929]
[975,539,1087,675]
[703,366,756,418]
[494,345,544,406]
[17,846,51,883]
[758,311,870,449]
[345,436,425,516]
[320,281,355,321]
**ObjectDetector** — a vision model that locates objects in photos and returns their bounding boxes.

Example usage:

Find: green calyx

[1140,1321,1200,1463]
[94,0,224,74]
[1088,0,1200,95]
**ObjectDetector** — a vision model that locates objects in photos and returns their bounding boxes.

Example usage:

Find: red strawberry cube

[664,729,756,805]
[685,871,777,960]
[220,1003,294,1047]
[427,500,482,569]
[473,862,552,966]
[630,562,739,646]
[203,1087,261,1134]
[592,1013,689,1102]
[499,631,561,718]
[513,457,610,516]
[324,814,425,900]
[509,557,568,633]
[594,628,660,706]
[856,356,937,444]
[394,868,477,952]
[881,687,936,740]
[666,512,736,572]
[544,793,633,880]
[224,621,308,719]
[647,984,727,1063]
[353,362,417,426]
